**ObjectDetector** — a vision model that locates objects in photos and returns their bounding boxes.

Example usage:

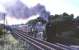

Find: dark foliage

[45,12,79,44]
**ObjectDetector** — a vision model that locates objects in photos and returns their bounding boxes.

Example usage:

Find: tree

[37,17,47,24]
[45,13,75,43]
[63,12,69,16]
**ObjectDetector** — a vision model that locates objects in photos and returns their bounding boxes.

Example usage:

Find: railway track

[9,28,72,50]
[13,29,56,50]
[5,26,72,50]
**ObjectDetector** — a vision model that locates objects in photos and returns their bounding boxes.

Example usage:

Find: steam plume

[6,0,50,21]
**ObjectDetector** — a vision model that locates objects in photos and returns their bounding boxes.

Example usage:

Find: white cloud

[0,4,6,13]
[0,20,4,24]
[5,15,39,25]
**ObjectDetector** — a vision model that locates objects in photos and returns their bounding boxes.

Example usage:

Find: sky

[20,0,79,16]
[0,0,79,25]
[5,15,39,25]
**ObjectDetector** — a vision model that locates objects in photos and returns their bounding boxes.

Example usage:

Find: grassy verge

[0,29,27,50]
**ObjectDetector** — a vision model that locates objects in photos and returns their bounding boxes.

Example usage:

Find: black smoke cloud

[6,0,50,21]
[31,4,50,21]
[6,1,30,18]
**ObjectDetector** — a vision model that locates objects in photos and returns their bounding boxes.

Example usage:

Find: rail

[10,28,72,50]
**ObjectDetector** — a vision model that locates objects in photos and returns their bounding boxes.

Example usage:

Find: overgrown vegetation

[0,29,6,37]
[46,12,79,44]
[0,29,4,35]
[0,34,26,50]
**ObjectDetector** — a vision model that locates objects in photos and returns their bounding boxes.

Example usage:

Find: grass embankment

[0,28,27,50]
[0,29,5,37]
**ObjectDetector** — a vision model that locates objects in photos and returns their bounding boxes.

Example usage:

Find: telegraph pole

[3,13,6,25]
